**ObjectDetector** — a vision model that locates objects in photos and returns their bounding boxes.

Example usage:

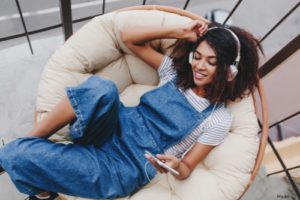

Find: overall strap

[197,102,221,123]
[170,76,220,120]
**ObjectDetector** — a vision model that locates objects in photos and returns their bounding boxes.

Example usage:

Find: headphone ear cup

[227,65,238,82]
[189,52,193,64]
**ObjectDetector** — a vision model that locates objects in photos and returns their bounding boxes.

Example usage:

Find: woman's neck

[192,87,206,98]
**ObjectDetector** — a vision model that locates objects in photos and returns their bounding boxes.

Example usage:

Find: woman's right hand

[145,153,180,174]
[180,20,208,42]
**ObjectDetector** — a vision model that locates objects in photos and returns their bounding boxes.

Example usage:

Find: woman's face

[190,40,217,88]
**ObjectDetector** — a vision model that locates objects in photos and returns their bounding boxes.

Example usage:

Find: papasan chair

[34,5,269,200]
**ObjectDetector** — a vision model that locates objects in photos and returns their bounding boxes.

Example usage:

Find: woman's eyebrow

[195,50,217,58]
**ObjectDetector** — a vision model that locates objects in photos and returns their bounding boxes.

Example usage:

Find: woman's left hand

[181,20,208,42]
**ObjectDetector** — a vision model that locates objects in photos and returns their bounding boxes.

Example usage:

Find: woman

[0,20,262,199]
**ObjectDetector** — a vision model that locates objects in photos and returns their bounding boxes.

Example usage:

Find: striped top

[160,56,232,158]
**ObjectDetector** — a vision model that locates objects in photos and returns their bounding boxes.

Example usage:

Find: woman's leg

[0,138,120,199]
[27,97,76,138]
[66,76,121,147]
[28,76,120,143]
[0,76,122,198]
[20,97,76,199]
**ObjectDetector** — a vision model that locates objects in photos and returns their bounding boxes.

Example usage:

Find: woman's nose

[196,59,206,70]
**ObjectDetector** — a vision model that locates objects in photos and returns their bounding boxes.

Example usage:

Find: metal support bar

[183,0,190,10]
[14,0,33,55]
[258,117,300,199]
[102,0,106,14]
[259,2,300,43]
[267,137,300,198]
[270,112,300,131]
[259,111,300,134]
[259,34,300,78]
[59,0,73,41]
[142,0,147,5]
[0,13,102,42]
[222,0,243,25]
[268,165,300,176]
[276,124,283,141]
[73,15,99,23]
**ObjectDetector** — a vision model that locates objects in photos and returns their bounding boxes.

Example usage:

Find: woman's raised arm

[120,20,208,70]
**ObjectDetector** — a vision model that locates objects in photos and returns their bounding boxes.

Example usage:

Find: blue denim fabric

[0,76,214,199]
[66,76,120,147]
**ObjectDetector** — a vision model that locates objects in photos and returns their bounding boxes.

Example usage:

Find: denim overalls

[0,76,214,199]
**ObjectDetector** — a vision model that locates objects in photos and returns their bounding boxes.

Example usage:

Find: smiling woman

[168,23,262,104]
[0,7,267,200]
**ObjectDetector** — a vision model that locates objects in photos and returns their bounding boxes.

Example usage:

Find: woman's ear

[189,52,193,64]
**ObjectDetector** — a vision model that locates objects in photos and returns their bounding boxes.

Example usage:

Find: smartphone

[145,150,180,175]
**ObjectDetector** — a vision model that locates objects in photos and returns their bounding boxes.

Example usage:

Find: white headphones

[188,27,241,82]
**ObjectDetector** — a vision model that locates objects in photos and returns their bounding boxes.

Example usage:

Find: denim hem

[65,87,85,139]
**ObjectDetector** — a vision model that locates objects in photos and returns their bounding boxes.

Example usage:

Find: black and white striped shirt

[160,56,232,158]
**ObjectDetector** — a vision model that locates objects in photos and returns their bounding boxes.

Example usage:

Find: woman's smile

[193,71,207,80]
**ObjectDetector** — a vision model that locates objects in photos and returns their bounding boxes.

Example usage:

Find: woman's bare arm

[120,20,208,70]
[147,142,214,179]
[174,143,214,179]
[121,25,182,70]
[121,25,186,45]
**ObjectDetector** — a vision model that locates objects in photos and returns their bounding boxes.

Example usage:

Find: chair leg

[267,137,300,198]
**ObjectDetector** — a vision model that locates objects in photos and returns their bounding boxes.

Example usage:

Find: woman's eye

[208,59,217,66]
[194,55,201,60]
[209,61,217,66]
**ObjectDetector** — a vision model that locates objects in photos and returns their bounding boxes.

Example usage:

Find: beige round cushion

[35,9,259,200]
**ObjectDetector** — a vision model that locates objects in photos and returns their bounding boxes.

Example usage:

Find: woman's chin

[193,77,206,87]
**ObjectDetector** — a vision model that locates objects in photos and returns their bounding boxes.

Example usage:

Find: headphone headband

[207,26,241,65]
[210,26,241,81]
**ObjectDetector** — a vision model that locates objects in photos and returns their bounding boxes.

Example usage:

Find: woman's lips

[194,71,207,80]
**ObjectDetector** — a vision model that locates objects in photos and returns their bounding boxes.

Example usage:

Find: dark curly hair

[170,23,263,103]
